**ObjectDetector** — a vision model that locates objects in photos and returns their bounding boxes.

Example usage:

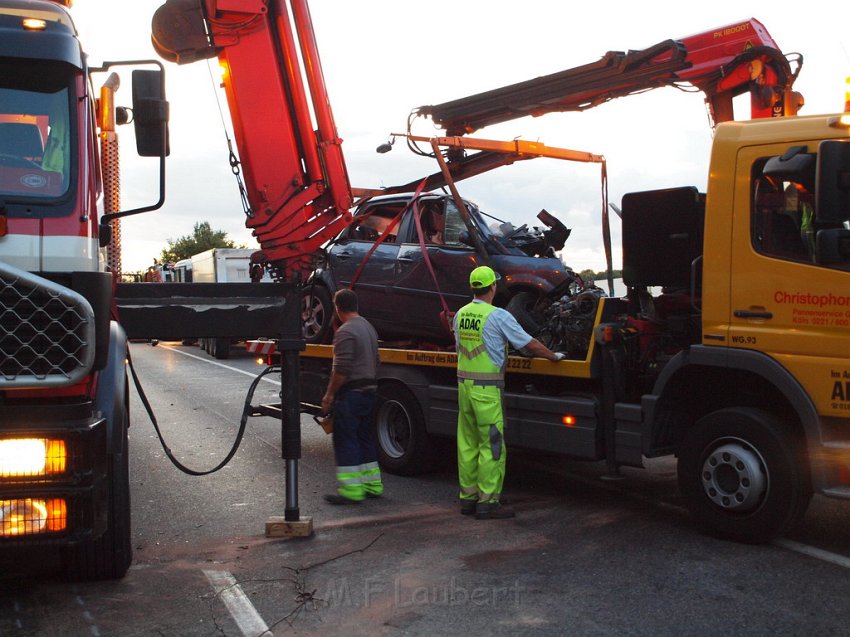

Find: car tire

[505,291,542,335]
[62,407,132,581]
[373,385,433,475]
[677,407,811,544]
[302,285,333,344]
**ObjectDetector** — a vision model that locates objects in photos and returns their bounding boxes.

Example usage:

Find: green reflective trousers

[457,379,505,503]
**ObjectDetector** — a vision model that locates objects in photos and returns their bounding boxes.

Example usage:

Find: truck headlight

[0,498,67,536]
[0,439,67,477]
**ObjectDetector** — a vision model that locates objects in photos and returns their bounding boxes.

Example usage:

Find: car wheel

[373,385,433,475]
[302,286,333,344]
[677,407,811,544]
[62,407,132,580]
[505,291,542,335]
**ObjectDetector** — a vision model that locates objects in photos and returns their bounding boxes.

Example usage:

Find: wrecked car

[302,192,598,348]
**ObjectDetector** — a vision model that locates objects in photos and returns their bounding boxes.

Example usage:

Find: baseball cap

[469,265,501,289]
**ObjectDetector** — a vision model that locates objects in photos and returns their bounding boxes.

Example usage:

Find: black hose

[127,346,280,476]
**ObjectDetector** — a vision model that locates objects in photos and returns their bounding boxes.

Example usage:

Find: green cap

[469,265,501,289]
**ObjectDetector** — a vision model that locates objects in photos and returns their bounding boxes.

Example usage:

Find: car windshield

[0,60,74,200]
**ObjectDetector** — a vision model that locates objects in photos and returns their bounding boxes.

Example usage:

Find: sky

[70,0,850,274]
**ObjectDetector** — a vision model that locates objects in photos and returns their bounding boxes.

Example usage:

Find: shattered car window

[346,204,402,243]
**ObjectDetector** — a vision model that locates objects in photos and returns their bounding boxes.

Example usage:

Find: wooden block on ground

[265,516,314,538]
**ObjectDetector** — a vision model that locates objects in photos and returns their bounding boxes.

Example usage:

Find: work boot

[460,500,477,516]
[475,501,515,520]
[323,494,361,505]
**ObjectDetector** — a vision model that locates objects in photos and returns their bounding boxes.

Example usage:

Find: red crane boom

[417,19,802,136]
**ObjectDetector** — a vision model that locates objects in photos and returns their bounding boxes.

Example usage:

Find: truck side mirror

[132,69,170,158]
[98,222,113,248]
[815,228,850,265]
[816,140,850,224]
[763,146,814,181]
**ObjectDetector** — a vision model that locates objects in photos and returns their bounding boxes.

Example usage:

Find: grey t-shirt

[332,315,379,383]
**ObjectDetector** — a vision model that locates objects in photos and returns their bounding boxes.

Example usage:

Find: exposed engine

[507,284,605,360]
[534,287,606,359]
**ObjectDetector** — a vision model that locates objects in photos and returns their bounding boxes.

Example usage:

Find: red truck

[0,0,169,579]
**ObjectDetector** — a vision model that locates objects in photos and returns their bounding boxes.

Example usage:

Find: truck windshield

[0,60,74,200]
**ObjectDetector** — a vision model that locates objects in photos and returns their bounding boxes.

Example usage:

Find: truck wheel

[677,407,811,544]
[62,409,132,581]
[302,286,332,344]
[212,338,230,359]
[373,385,433,475]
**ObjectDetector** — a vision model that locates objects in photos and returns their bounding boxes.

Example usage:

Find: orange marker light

[562,415,576,427]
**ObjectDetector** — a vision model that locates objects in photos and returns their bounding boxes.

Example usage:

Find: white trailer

[189,249,270,357]
[190,248,257,283]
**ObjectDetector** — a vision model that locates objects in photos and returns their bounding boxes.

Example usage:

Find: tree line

[577,268,622,283]
[159,221,239,264]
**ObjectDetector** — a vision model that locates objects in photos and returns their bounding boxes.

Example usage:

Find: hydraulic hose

[126,346,280,476]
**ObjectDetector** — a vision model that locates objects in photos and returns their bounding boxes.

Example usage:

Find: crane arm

[151,0,353,275]
[419,18,803,136]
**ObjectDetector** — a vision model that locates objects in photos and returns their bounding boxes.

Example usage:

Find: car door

[394,198,479,340]
[326,202,403,333]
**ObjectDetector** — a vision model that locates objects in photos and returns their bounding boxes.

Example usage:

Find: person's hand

[321,394,333,415]
[553,352,566,362]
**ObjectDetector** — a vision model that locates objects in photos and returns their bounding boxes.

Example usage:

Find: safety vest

[801,202,815,256]
[455,302,504,383]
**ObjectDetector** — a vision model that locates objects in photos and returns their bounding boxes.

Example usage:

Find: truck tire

[62,409,132,581]
[212,338,230,359]
[677,407,811,544]
[373,385,433,475]
[302,285,333,344]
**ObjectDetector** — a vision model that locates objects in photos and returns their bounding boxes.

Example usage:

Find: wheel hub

[700,441,767,512]
[377,400,410,459]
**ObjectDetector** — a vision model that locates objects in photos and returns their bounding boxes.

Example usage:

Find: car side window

[443,201,467,246]
[347,205,401,243]
[419,201,445,245]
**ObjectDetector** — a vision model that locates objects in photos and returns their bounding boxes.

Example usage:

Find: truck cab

[0,0,167,580]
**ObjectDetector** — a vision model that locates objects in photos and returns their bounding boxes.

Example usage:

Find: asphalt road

[3,342,850,636]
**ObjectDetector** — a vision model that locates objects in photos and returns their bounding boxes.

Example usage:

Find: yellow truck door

[727,141,850,419]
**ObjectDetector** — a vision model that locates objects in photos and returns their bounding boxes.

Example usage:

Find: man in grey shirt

[321,289,383,504]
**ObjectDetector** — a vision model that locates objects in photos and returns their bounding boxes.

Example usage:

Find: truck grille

[0,263,95,388]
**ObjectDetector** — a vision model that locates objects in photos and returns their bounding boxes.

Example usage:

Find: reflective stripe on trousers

[333,390,383,500]
[335,461,384,501]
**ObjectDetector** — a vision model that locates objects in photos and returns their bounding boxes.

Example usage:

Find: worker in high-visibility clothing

[454,266,564,519]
